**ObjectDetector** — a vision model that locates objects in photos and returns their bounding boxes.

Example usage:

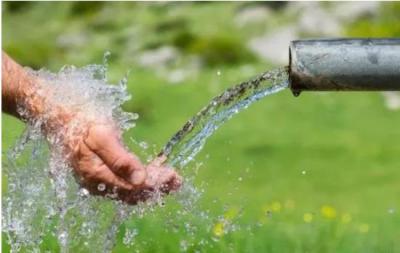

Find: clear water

[160,67,289,168]
[2,57,288,252]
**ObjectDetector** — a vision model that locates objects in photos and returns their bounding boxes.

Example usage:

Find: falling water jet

[159,67,289,168]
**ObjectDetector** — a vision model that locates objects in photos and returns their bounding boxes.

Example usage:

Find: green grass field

[2,2,400,252]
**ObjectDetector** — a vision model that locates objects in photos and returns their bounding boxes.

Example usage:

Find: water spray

[289,38,400,96]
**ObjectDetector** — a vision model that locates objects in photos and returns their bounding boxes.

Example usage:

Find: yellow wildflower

[213,222,224,237]
[271,201,282,213]
[321,205,337,219]
[359,223,370,233]
[303,213,313,223]
[341,213,352,224]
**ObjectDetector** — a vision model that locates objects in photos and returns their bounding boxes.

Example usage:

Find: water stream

[160,67,288,168]
[2,60,288,252]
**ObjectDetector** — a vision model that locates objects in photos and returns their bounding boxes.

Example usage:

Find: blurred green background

[2,2,400,252]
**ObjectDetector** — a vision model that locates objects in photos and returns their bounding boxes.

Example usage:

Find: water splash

[2,60,162,253]
[160,67,288,168]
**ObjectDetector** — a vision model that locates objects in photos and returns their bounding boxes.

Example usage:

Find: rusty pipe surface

[289,38,400,96]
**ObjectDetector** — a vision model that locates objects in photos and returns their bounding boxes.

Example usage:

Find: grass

[2,2,400,252]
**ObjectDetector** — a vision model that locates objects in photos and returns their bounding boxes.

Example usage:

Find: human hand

[67,123,182,204]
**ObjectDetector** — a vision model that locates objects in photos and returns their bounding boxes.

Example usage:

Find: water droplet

[79,188,90,197]
[388,208,395,214]
[301,170,307,175]
[216,70,221,76]
[97,183,106,192]
[292,90,301,97]
[238,177,243,181]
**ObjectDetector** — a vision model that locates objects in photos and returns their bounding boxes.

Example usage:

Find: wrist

[15,73,82,153]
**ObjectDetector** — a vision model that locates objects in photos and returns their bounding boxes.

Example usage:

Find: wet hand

[69,124,182,204]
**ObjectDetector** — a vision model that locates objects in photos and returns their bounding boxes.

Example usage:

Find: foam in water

[160,67,289,168]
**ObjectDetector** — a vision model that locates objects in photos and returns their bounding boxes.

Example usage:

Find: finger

[158,169,182,193]
[108,155,147,186]
[152,159,182,191]
[87,164,135,191]
[169,174,183,191]
[84,125,146,185]
[117,188,153,205]
[75,138,137,191]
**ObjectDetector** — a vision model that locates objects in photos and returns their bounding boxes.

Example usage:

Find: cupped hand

[68,124,182,204]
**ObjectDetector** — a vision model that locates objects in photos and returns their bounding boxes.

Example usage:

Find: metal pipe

[289,38,400,96]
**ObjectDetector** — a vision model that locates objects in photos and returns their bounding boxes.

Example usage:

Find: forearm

[2,52,116,155]
[2,53,74,144]
[2,52,40,118]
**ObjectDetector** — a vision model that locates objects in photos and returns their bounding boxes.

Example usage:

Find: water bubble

[97,183,106,192]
